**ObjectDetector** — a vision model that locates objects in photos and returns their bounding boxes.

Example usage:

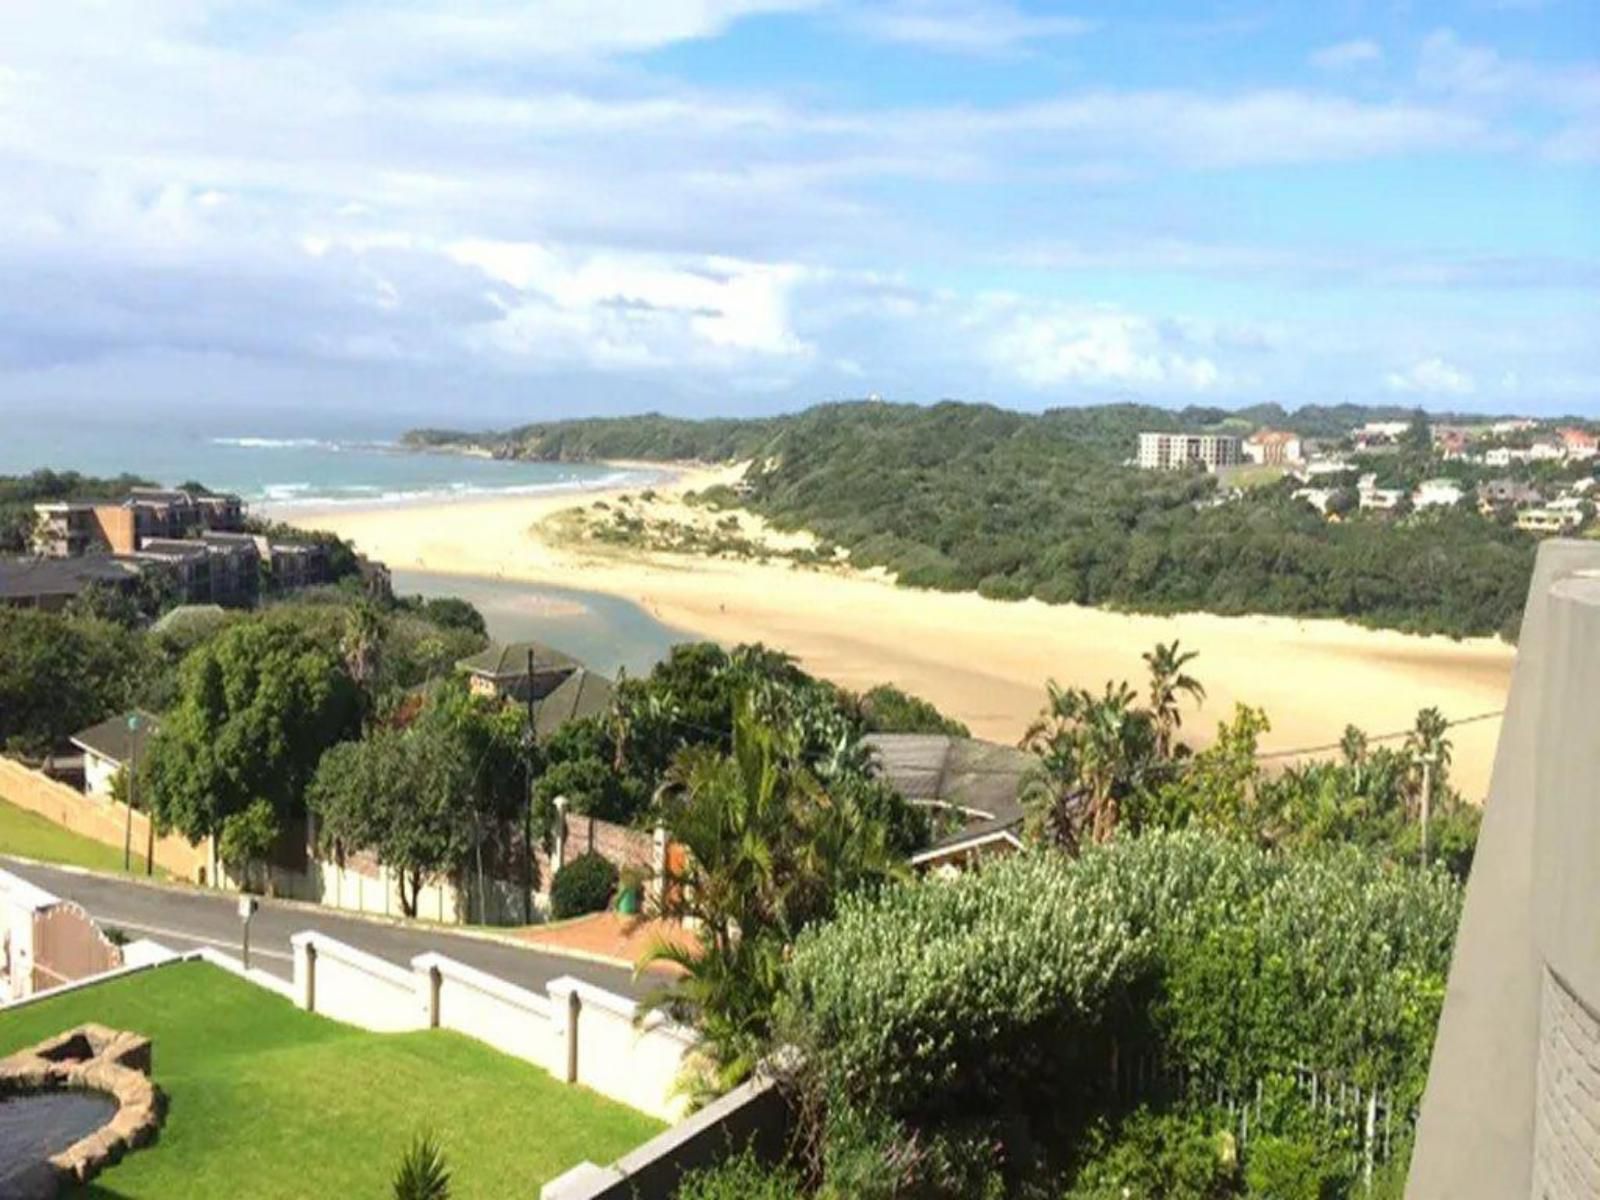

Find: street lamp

[238,895,259,970]
[122,713,140,872]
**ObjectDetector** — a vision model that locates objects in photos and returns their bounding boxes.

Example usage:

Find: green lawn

[0,962,663,1199]
[0,795,157,875]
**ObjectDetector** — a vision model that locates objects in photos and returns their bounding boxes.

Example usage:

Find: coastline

[284,461,1516,801]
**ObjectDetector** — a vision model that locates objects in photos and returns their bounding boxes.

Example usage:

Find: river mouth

[0,1090,119,1194]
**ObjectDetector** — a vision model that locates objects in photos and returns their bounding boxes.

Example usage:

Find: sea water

[1,405,691,673]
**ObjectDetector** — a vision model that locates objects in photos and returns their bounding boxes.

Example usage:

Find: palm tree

[1340,724,1370,793]
[640,701,900,1100]
[341,600,386,725]
[1142,640,1206,759]
[1406,706,1453,812]
[1023,680,1156,849]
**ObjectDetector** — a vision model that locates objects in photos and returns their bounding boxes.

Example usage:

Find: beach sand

[286,463,1516,801]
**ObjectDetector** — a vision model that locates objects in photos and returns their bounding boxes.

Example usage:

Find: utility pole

[1420,751,1436,868]
[122,713,139,872]
[523,648,537,925]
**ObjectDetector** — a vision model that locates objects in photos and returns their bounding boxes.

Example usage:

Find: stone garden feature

[0,1023,165,1198]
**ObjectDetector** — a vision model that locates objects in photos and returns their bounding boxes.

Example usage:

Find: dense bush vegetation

[549,851,619,919]
[404,413,780,463]
[744,403,1535,639]
[779,833,1461,1198]
[412,401,1546,638]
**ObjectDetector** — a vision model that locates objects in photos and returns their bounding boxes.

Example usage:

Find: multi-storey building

[1242,429,1304,466]
[31,488,246,558]
[1136,432,1243,472]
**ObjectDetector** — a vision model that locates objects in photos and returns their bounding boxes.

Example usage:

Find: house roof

[863,733,1034,857]
[70,710,163,767]
[0,555,142,601]
[1248,429,1298,444]
[533,668,616,740]
[457,640,580,680]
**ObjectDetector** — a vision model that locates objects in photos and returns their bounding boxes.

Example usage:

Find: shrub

[391,1132,451,1200]
[550,852,619,919]
[672,1144,804,1200]
[1063,1108,1240,1200]
[781,832,1461,1194]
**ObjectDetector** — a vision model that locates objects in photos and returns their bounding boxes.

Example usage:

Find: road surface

[2,858,649,999]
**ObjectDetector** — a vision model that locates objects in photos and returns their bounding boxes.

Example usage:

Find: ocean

[2,405,691,674]
[0,410,648,510]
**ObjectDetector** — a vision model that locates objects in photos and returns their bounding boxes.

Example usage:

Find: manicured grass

[0,795,158,876]
[1,962,664,1198]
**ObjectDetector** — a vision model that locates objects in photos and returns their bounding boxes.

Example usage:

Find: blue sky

[0,0,1595,425]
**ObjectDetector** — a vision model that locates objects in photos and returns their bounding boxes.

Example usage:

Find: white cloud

[442,238,813,369]
[981,304,1222,392]
[839,0,1096,55]
[1385,357,1476,396]
[1310,40,1384,71]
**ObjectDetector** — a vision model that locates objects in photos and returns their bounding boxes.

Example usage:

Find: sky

[0,0,1596,427]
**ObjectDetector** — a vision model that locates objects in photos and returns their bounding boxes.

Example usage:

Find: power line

[1253,709,1504,762]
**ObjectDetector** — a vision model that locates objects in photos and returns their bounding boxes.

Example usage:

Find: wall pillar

[293,937,317,1013]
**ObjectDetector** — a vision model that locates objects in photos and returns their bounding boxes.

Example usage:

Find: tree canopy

[140,613,362,845]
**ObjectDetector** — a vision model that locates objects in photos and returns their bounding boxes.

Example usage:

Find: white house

[69,711,161,797]
[1414,479,1466,510]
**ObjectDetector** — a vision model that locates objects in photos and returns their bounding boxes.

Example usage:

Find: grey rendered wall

[1409,541,1600,1198]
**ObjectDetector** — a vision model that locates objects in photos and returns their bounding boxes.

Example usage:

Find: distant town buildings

[1136,432,1242,472]
[1558,427,1598,460]
[5,486,348,613]
[1242,429,1304,466]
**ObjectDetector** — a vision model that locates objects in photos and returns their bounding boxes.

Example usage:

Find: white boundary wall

[291,931,694,1120]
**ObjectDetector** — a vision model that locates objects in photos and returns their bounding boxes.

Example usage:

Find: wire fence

[1114,1047,1414,1191]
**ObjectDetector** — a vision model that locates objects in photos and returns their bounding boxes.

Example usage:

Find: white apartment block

[1136,432,1243,472]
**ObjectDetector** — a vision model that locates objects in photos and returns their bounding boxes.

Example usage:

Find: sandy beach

[286,463,1516,801]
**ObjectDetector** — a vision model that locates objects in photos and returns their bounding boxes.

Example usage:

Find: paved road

[2,858,648,999]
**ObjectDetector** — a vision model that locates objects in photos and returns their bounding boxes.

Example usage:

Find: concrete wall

[416,952,558,1073]
[291,932,425,1033]
[1409,541,1600,1198]
[288,931,694,1121]
[548,978,698,1121]
[542,1073,794,1200]
[0,756,211,881]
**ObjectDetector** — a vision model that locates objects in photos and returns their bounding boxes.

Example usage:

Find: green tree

[140,615,360,846]
[219,798,280,894]
[0,609,148,758]
[309,681,521,917]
